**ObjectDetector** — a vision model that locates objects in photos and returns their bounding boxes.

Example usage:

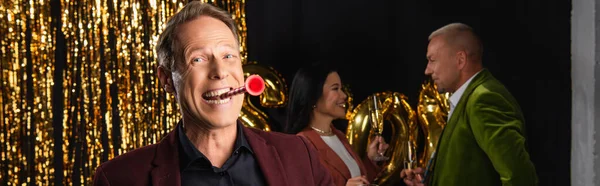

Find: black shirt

[178,121,266,186]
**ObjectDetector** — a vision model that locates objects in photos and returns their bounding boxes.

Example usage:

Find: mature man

[400,23,538,186]
[92,2,333,185]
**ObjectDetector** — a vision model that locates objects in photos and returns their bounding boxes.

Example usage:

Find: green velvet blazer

[428,69,538,186]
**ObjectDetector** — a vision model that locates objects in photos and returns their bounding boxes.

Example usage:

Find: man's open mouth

[202,88,232,104]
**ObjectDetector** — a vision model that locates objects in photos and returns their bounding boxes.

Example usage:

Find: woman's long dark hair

[284,62,338,134]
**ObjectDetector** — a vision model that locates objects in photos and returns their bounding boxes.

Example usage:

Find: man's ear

[157,66,176,94]
[456,50,467,70]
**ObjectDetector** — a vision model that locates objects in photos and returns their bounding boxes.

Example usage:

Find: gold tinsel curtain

[0,0,248,185]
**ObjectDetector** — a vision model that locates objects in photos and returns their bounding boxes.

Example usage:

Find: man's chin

[185,113,238,129]
[206,118,238,128]
[436,86,448,93]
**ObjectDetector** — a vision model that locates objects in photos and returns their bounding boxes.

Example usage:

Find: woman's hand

[346,175,369,186]
[367,135,389,161]
[400,167,425,186]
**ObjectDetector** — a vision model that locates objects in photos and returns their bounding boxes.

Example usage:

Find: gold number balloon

[346,91,418,186]
[416,80,450,167]
[239,62,289,131]
[243,62,288,108]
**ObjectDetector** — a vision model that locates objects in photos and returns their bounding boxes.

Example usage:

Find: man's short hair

[429,23,483,59]
[155,2,239,72]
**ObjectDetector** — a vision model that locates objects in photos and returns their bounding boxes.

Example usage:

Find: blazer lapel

[300,128,352,180]
[243,127,289,186]
[333,128,368,177]
[432,69,491,171]
[151,124,181,186]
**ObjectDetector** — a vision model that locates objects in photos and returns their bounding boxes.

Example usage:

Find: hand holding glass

[369,95,389,161]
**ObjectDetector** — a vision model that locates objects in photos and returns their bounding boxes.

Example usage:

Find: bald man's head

[428,23,483,63]
[425,23,484,93]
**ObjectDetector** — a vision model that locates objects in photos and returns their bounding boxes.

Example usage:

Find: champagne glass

[369,95,389,161]
[404,141,416,170]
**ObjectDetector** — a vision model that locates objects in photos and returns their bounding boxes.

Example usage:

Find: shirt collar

[449,70,483,110]
[178,120,253,169]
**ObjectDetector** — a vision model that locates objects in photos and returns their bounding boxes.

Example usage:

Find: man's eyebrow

[185,47,205,58]
[219,43,237,51]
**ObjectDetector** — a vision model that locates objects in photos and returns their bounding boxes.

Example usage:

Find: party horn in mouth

[219,74,265,99]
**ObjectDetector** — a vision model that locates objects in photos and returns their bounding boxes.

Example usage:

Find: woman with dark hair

[285,63,389,186]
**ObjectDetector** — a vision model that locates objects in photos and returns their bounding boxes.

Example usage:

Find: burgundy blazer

[297,127,380,186]
[92,123,334,186]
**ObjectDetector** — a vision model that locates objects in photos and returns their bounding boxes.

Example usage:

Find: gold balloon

[239,98,271,132]
[243,62,288,108]
[239,62,289,132]
[346,92,418,186]
[343,84,355,120]
[416,80,450,167]
[346,94,372,159]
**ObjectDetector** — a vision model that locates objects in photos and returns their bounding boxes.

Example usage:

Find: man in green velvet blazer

[400,23,537,186]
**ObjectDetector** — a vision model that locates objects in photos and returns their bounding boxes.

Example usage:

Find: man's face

[171,16,244,128]
[425,36,460,93]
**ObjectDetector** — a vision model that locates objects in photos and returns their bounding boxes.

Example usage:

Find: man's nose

[208,61,229,80]
[424,64,433,75]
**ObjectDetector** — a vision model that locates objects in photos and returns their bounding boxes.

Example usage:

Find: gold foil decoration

[346,92,418,186]
[240,62,289,131]
[1,0,55,185]
[416,80,450,167]
[1,0,252,184]
[60,0,185,184]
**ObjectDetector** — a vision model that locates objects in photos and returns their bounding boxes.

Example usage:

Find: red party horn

[219,74,265,99]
